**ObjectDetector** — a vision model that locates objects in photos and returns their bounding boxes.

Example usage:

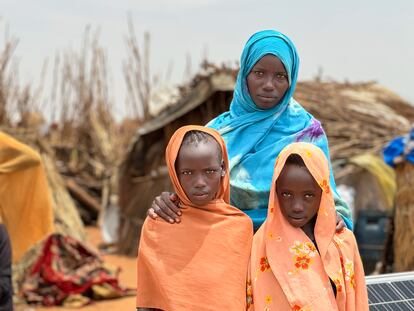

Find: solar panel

[366,271,414,310]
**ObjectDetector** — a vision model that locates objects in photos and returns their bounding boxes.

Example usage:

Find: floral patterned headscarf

[247,142,368,311]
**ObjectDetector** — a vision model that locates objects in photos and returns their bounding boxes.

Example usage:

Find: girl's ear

[221,160,226,177]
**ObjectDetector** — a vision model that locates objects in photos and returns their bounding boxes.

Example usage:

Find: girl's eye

[305,193,315,198]
[205,169,217,174]
[182,171,192,175]
[281,192,291,197]
[276,73,287,80]
[254,70,264,77]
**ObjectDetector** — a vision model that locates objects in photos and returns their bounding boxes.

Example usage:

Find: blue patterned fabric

[207,30,352,230]
[383,127,414,166]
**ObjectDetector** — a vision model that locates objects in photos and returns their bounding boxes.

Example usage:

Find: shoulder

[141,216,164,235]
[335,227,355,239]
[206,111,231,130]
[287,99,310,115]
[288,99,325,126]
[284,99,315,127]
[334,228,358,250]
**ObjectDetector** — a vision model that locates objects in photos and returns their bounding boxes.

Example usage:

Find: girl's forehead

[277,164,318,186]
[281,163,310,175]
[253,54,284,67]
[179,137,221,151]
[176,140,222,163]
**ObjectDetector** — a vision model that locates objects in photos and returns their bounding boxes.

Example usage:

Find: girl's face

[175,139,224,206]
[246,54,289,110]
[276,163,322,231]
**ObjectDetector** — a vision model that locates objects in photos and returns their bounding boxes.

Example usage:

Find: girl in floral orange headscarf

[136,125,253,311]
[248,142,368,311]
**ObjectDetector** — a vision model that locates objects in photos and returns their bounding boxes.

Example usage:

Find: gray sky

[2,0,413,119]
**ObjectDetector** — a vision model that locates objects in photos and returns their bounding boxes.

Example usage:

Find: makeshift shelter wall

[42,153,85,241]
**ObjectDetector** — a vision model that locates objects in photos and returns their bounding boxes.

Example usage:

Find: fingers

[169,193,182,216]
[152,200,175,223]
[151,192,181,223]
[147,207,158,219]
[160,192,182,218]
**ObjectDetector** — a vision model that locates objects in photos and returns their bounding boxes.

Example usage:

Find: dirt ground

[16,227,137,311]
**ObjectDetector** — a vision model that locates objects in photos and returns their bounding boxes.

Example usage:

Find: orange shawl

[0,132,54,262]
[248,142,368,311]
[136,125,253,310]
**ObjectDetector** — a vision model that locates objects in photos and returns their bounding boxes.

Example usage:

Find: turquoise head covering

[231,30,299,116]
[207,30,352,230]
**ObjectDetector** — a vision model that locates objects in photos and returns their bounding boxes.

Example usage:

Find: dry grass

[393,162,414,272]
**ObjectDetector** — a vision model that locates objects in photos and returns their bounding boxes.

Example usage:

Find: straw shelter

[393,161,414,271]
[118,66,414,256]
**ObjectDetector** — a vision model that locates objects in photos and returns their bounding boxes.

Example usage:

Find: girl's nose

[291,200,304,213]
[263,77,275,91]
[194,174,207,188]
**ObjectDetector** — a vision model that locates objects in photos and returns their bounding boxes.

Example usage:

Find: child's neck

[301,218,316,241]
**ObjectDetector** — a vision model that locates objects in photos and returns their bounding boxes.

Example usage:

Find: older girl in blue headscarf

[149,30,352,230]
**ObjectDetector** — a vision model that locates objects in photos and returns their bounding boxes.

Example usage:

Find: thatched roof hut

[118,66,414,256]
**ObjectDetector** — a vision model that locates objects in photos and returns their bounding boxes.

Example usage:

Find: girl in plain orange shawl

[136,125,253,311]
[248,142,368,311]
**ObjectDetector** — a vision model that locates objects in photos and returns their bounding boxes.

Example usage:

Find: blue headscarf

[207,30,352,230]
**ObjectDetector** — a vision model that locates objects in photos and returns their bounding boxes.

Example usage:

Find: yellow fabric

[350,154,396,210]
[0,132,54,262]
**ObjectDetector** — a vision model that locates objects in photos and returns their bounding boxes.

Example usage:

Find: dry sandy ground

[16,227,137,311]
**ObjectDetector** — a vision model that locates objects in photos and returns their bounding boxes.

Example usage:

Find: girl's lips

[193,193,209,198]
[288,216,306,224]
[257,95,278,103]
[258,95,277,99]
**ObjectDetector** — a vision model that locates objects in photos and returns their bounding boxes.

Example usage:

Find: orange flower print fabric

[260,257,271,272]
[248,142,369,311]
[319,179,330,194]
[289,241,318,272]
[344,259,356,289]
